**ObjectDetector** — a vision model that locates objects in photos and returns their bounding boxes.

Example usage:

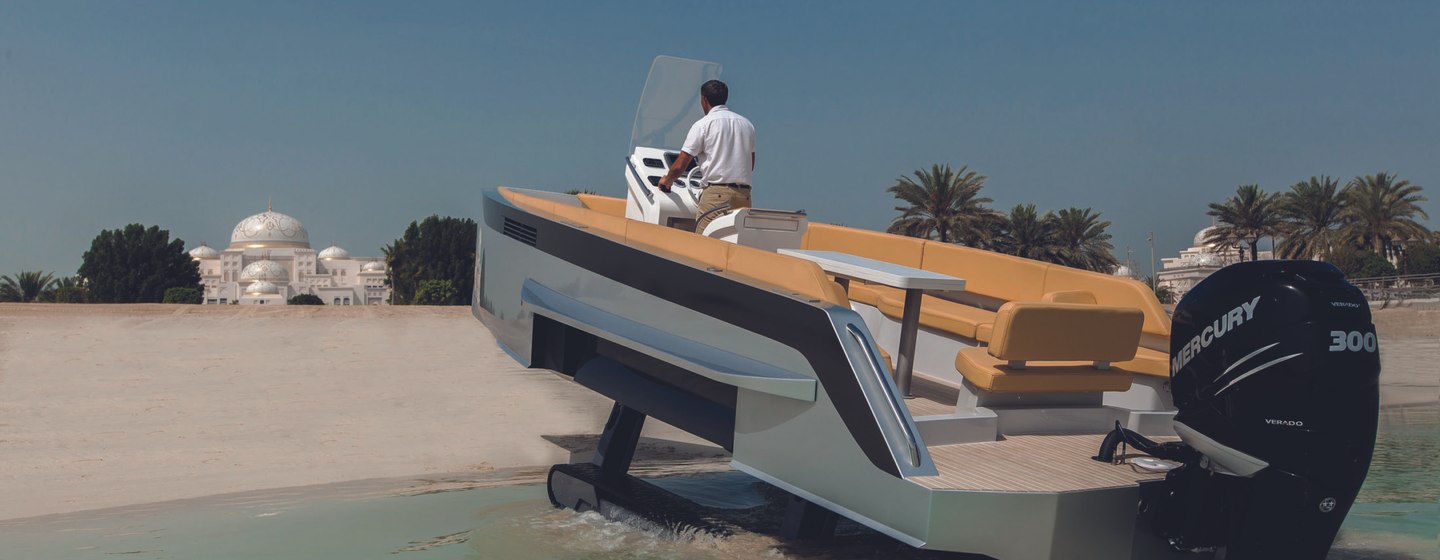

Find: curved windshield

[630,56,722,151]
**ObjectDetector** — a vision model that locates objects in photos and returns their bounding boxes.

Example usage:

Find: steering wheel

[683,166,706,191]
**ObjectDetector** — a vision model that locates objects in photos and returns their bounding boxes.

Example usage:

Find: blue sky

[2,1,1436,277]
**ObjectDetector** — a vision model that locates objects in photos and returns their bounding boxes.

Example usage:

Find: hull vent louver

[502,217,539,246]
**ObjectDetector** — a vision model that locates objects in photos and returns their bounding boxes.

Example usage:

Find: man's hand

[656,151,694,194]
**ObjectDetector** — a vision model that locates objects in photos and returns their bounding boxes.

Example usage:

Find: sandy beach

[0,304,715,521]
[1,302,1435,522]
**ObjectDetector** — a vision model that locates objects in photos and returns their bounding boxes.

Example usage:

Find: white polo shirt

[681,105,755,186]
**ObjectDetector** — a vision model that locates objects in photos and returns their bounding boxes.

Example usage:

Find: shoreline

[1,303,1434,522]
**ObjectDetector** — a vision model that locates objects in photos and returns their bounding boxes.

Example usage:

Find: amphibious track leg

[545,402,730,535]
[780,494,839,541]
[593,403,646,479]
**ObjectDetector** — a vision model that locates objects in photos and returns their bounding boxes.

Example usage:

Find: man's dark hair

[700,80,728,106]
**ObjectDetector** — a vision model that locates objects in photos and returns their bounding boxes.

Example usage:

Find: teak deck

[902,376,1170,492]
[913,434,1169,492]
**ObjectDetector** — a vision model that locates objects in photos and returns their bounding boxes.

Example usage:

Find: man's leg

[695,186,752,234]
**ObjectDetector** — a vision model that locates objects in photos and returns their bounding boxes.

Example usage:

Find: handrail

[625,158,655,203]
[847,324,921,468]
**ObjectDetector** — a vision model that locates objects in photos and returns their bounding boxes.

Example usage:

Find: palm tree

[1277,176,1345,260]
[886,164,1003,245]
[995,204,1061,262]
[1205,184,1283,262]
[1339,172,1429,260]
[1050,207,1120,272]
[0,270,56,302]
[1141,275,1177,305]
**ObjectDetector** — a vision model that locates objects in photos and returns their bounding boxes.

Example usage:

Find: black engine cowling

[1156,260,1380,559]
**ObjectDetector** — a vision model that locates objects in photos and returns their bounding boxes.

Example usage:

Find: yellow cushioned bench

[955,302,1141,393]
[802,223,920,307]
[877,292,994,339]
[576,194,626,217]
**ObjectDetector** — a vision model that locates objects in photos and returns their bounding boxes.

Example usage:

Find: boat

[471,56,1381,559]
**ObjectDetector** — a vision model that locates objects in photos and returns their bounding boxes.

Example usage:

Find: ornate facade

[188,203,391,305]
[1156,226,1273,301]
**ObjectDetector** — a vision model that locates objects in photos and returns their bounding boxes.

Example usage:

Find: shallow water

[4,408,1435,559]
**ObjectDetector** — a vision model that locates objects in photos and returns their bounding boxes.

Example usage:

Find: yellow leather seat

[955,302,1141,393]
[624,219,731,270]
[920,242,1049,303]
[877,292,995,339]
[551,202,628,238]
[846,282,904,308]
[725,244,849,307]
[803,223,926,268]
[576,194,626,217]
[1117,346,1170,378]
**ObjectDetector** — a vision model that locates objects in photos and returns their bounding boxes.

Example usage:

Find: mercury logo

[1171,295,1262,375]
[1319,498,1337,513]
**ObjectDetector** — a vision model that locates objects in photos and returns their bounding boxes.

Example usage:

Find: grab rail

[847,324,921,469]
[625,158,655,203]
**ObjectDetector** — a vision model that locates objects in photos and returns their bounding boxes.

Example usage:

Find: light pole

[1148,232,1157,289]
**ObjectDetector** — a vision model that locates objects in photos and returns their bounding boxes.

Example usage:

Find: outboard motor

[1150,260,1380,558]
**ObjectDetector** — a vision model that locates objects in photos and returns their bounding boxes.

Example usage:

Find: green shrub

[288,294,324,305]
[162,287,203,304]
[1327,248,1397,279]
[412,279,458,305]
[51,286,88,303]
[1401,244,1440,275]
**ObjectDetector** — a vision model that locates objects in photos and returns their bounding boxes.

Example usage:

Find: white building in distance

[1156,225,1273,301]
[188,202,391,305]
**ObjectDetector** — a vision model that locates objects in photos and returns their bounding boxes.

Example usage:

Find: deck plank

[912,434,1171,492]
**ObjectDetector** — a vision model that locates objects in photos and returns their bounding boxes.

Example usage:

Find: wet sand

[0,302,1435,523]
[0,304,717,521]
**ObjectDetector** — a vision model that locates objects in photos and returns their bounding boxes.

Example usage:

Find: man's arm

[657,151,694,192]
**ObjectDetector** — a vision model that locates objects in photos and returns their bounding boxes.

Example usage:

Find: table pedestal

[894,288,922,397]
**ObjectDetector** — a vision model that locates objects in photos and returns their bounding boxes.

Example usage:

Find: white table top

[779,249,967,292]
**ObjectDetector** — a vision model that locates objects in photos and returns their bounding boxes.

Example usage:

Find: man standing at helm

[656,79,756,234]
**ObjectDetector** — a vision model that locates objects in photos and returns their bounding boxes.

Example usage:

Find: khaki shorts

[695,185,752,234]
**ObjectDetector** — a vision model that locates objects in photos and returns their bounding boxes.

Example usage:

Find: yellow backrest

[1041,266,1171,337]
[920,242,1049,302]
[551,202,628,238]
[726,244,849,307]
[1042,290,1097,304]
[500,187,557,216]
[625,220,732,270]
[987,302,1143,363]
[802,224,927,269]
[576,194,626,217]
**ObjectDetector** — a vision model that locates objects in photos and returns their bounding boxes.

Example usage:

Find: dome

[240,260,288,282]
[1113,265,1133,278]
[230,203,309,249]
[318,244,350,260]
[246,281,279,295]
[1194,226,1218,248]
[361,261,385,272]
[189,243,221,260]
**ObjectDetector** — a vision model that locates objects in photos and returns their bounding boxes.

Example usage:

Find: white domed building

[1155,224,1274,300]
[188,202,391,305]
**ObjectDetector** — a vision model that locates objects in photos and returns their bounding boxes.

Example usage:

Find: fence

[1348,272,1440,307]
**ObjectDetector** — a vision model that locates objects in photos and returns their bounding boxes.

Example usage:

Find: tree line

[885,164,1120,273]
[884,165,1433,281]
[1203,173,1433,277]
[1,218,482,306]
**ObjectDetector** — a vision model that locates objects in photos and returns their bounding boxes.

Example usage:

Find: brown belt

[706,183,751,189]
